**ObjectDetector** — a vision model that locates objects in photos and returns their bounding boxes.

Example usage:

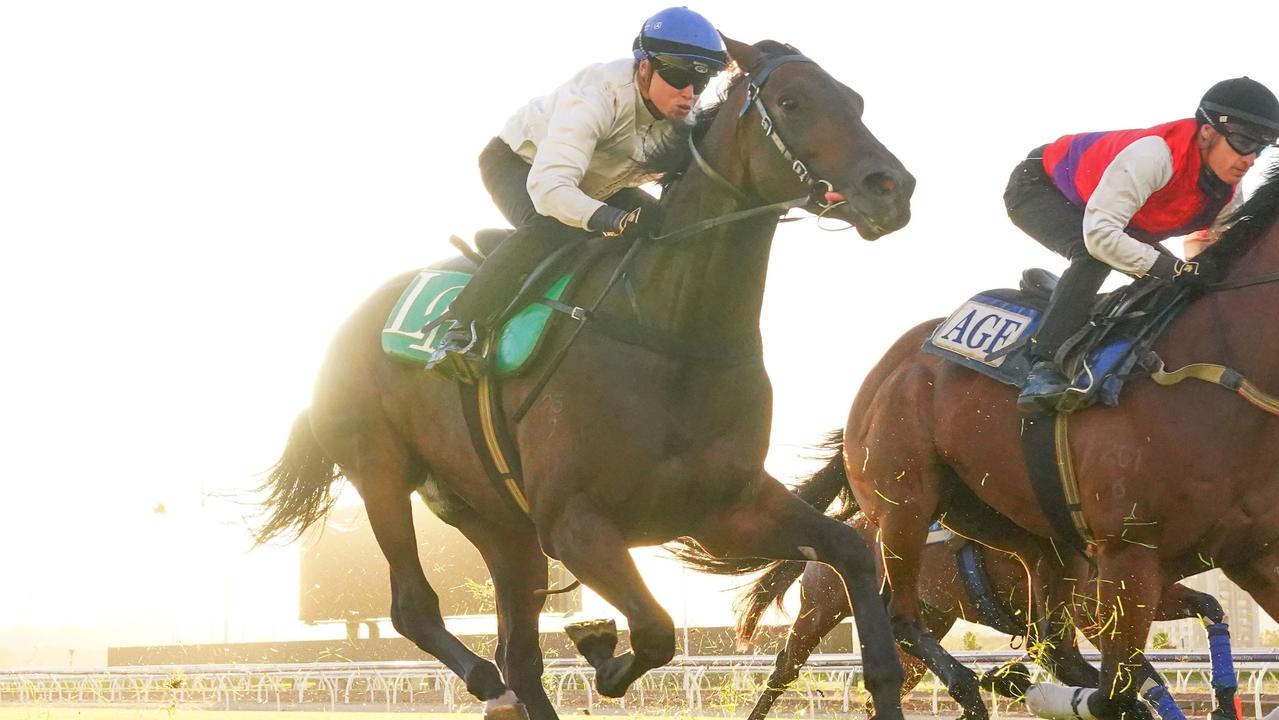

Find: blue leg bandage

[1208,622,1238,692]
[1143,683,1188,720]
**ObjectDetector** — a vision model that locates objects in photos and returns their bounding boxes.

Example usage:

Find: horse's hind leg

[349,457,511,710]
[693,479,905,720]
[876,504,990,720]
[748,561,852,720]
[489,537,557,720]
[444,504,557,720]
[543,494,675,699]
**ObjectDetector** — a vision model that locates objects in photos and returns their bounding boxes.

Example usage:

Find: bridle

[685,52,846,217]
[510,52,856,421]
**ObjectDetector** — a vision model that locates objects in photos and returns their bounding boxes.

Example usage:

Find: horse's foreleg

[747,561,852,720]
[693,479,906,720]
[877,506,989,720]
[1082,549,1164,720]
[1156,582,1225,623]
[358,475,511,709]
[545,494,675,699]
[1221,557,1279,720]
[1030,549,1101,689]
[1155,581,1235,720]
[1034,611,1101,689]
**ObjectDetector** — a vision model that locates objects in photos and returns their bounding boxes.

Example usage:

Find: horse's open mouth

[851,212,890,241]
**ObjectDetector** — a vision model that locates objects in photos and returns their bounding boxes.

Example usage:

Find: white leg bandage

[1025,683,1098,720]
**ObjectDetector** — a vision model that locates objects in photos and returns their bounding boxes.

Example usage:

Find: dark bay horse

[812,167,1279,720]
[255,38,914,720]
[718,449,1231,720]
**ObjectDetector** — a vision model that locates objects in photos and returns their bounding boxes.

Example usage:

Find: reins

[511,194,810,423]
[1147,250,1279,417]
[509,53,841,423]
[1208,269,1279,292]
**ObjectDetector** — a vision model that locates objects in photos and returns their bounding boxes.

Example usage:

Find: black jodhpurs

[1004,147,1112,360]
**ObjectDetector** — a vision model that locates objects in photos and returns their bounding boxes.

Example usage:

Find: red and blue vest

[1041,118,1233,243]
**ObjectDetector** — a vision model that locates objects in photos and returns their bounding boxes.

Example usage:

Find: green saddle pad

[381,270,571,376]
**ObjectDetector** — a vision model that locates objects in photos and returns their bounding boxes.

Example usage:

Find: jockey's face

[1200,123,1259,185]
[638,59,696,122]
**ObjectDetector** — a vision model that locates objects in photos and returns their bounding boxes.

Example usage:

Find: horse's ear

[722,35,762,74]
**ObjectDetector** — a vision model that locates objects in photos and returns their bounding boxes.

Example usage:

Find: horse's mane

[1196,161,1279,278]
[644,40,802,189]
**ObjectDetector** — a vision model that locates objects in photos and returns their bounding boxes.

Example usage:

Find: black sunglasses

[1217,123,1275,156]
[1200,108,1276,156]
[650,57,713,94]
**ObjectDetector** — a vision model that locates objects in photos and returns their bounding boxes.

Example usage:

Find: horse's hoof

[565,618,618,666]
[594,653,636,699]
[981,661,1032,699]
[484,690,528,720]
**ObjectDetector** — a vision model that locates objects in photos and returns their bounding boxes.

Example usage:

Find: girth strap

[1020,414,1094,558]
[458,338,532,519]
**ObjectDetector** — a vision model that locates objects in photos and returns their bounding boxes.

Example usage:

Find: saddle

[431,228,514,272]
[380,229,591,379]
[924,269,1193,414]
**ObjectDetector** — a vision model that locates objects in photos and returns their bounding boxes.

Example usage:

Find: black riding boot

[1016,254,1111,414]
[428,219,568,368]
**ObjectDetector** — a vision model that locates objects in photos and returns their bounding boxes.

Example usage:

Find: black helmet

[1197,77,1279,155]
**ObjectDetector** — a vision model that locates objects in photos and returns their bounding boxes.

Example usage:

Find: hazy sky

[2,0,1276,661]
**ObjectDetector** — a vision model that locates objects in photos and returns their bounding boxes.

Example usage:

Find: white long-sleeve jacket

[497,59,692,230]
[1083,137,1243,276]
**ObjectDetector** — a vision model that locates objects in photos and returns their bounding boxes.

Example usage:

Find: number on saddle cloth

[380,251,573,376]
[921,269,1182,412]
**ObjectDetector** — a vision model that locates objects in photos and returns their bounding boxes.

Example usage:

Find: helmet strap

[635,61,666,121]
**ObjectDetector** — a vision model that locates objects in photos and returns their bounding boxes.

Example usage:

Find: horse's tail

[733,557,807,646]
[254,409,343,546]
[794,429,857,521]
[667,429,856,575]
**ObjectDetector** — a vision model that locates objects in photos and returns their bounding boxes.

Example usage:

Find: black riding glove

[1148,253,1214,290]
[589,204,661,240]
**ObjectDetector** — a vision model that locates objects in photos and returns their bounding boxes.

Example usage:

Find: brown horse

[718,449,1232,720]
[254,38,914,720]
[736,509,1040,720]
[818,166,1279,720]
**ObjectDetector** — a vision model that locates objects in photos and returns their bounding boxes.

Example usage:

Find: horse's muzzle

[840,166,915,240]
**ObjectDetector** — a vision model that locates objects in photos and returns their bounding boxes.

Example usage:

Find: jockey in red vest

[1007,77,1279,414]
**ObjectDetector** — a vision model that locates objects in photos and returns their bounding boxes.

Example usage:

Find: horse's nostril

[863,171,899,197]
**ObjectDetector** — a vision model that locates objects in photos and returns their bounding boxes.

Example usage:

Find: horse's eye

[779,97,800,112]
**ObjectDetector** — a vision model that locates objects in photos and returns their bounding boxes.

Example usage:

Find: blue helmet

[632,7,728,75]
